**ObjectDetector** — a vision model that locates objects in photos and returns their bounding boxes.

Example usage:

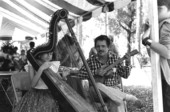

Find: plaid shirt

[78,52,132,87]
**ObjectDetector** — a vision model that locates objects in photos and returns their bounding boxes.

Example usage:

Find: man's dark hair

[158,0,170,10]
[94,35,111,47]
[29,41,35,49]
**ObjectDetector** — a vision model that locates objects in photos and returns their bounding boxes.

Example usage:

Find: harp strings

[56,33,103,111]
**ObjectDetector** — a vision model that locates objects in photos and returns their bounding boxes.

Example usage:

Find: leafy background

[124,86,153,112]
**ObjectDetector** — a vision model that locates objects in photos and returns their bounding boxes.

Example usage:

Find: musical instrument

[27,9,98,112]
[94,49,139,83]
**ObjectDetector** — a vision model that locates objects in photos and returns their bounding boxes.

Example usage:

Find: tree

[108,2,137,52]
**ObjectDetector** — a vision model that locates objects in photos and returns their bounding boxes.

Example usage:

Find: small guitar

[94,49,139,83]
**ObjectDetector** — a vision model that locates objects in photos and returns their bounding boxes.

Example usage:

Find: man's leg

[96,83,126,112]
[162,79,170,112]
[96,83,144,109]
[96,83,126,103]
[107,100,125,112]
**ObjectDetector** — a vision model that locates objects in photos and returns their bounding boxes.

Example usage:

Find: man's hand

[142,26,151,38]
[142,37,151,46]
[142,28,152,46]
[123,53,131,60]
[105,68,117,77]
[96,65,108,76]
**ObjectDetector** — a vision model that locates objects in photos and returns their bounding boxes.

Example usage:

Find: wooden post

[148,0,163,112]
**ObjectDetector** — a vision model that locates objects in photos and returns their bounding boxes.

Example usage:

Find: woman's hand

[62,68,70,80]
[39,62,52,71]
[31,62,52,87]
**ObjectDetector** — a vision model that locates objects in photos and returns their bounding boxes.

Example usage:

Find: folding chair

[11,72,31,106]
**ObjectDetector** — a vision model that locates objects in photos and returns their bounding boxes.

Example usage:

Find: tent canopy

[0,0,133,38]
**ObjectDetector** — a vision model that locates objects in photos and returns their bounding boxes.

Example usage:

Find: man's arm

[117,63,132,79]
[142,23,170,59]
[150,42,170,59]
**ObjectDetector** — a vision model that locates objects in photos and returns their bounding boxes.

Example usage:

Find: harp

[27,9,107,112]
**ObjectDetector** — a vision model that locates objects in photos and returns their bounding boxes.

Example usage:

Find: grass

[124,86,153,112]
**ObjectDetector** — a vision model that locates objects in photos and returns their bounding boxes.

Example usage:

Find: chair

[11,72,31,105]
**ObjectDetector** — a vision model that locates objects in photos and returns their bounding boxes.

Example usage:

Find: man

[108,35,119,56]
[26,41,35,71]
[142,0,170,111]
[89,35,119,58]
[18,50,27,71]
[27,41,35,54]
[77,35,143,112]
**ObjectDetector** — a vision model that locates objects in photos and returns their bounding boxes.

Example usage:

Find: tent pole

[148,0,163,112]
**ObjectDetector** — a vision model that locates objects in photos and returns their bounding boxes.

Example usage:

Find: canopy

[0,0,133,38]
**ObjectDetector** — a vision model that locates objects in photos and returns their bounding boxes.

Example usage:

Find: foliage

[108,12,123,35]
[106,2,137,54]
[136,45,150,67]
[1,42,17,55]
[137,54,150,67]
[124,86,153,112]
[108,2,136,37]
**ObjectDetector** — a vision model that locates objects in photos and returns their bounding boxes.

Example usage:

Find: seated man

[65,35,143,112]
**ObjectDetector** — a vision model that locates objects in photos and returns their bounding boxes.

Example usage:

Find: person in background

[12,51,60,112]
[13,47,20,60]
[0,55,15,71]
[0,57,4,69]
[27,41,35,54]
[25,41,35,72]
[89,47,97,58]
[142,0,170,111]
[108,35,119,56]
[18,50,27,71]
[13,47,22,71]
